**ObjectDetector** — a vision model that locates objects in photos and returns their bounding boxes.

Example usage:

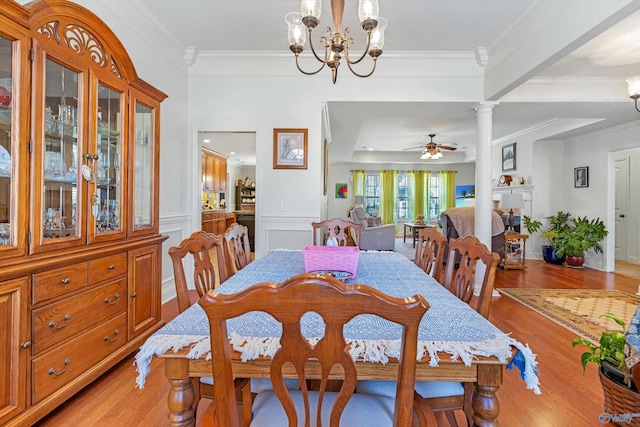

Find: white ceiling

[143,1,640,165]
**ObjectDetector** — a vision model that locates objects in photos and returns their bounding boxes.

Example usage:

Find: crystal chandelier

[285,0,387,84]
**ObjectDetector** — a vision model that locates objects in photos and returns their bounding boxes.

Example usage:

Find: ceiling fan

[404,134,457,159]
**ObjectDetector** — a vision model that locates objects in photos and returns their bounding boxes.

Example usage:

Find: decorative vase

[542,245,565,265]
[565,255,585,267]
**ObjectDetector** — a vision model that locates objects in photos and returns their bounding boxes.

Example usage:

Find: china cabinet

[0,1,167,425]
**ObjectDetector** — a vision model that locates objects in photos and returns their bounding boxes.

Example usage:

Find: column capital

[473,102,500,113]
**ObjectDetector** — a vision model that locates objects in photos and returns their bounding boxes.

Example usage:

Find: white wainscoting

[258,213,319,256]
[159,213,192,304]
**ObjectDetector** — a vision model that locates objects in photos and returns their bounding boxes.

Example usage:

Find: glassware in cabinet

[0,36,12,248]
[89,82,124,240]
[32,54,84,251]
[130,95,159,235]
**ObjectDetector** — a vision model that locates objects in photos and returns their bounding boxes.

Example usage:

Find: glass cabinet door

[89,82,124,242]
[0,36,13,249]
[130,96,158,235]
[32,53,84,251]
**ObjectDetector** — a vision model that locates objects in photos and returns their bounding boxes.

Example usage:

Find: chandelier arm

[345,57,378,78]
[307,27,332,64]
[344,31,372,65]
[295,54,326,76]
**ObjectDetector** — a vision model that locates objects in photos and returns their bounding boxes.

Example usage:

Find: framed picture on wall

[502,142,516,172]
[335,183,348,199]
[574,166,589,188]
[273,128,308,169]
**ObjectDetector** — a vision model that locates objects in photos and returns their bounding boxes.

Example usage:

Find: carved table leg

[165,358,196,427]
[472,364,503,426]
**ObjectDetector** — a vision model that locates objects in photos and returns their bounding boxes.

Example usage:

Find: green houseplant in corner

[522,211,571,265]
[553,216,608,267]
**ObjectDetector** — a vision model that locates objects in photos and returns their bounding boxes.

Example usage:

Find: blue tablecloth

[135,250,540,393]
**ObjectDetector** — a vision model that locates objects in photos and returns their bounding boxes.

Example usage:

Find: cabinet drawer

[33,262,89,304]
[32,313,126,404]
[32,279,127,354]
[89,253,127,284]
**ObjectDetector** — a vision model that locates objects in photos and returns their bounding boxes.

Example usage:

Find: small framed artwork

[574,166,589,188]
[273,128,308,169]
[502,143,516,172]
[335,183,348,199]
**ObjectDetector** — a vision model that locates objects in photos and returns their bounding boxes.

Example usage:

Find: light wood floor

[34,259,637,426]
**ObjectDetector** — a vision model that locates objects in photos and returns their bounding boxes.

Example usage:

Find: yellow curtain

[352,170,366,197]
[380,170,397,224]
[440,170,455,209]
[409,170,429,220]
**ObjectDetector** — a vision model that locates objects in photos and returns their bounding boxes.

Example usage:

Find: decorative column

[474,102,499,252]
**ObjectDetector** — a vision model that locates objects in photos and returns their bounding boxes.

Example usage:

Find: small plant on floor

[572,313,626,372]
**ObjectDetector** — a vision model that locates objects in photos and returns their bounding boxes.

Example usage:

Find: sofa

[349,206,396,251]
[440,207,505,262]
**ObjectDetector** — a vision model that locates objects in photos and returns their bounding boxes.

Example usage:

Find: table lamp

[500,192,524,232]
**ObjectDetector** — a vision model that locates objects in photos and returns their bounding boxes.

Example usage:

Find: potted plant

[522,211,571,264]
[572,313,639,416]
[553,216,608,267]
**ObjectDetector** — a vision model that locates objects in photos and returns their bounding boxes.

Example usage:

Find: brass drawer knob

[48,314,71,329]
[104,329,120,343]
[104,293,120,305]
[48,358,71,376]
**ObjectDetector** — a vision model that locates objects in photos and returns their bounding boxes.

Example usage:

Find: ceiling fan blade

[402,145,427,151]
[437,145,457,151]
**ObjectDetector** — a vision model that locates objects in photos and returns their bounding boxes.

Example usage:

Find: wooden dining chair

[199,273,436,427]
[414,227,448,281]
[442,235,501,319]
[415,235,500,426]
[223,222,252,274]
[169,230,232,314]
[168,230,233,413]
[311,218,362,248]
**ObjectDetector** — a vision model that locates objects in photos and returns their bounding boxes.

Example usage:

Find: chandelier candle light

[286,0,387,84]
[627,75,640,112]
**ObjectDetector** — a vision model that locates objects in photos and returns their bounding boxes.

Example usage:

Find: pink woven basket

[303,246,359,278]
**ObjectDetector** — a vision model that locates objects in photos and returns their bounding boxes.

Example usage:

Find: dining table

[135,249,540,427]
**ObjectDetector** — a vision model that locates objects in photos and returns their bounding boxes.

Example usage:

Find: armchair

[349,206,396,251]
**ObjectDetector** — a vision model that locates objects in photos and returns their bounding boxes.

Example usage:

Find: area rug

[394,238,416,260]
[497,288,640,344]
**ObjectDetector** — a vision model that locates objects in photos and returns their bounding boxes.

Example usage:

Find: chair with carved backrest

[311,218,362,248]
[414,227,448,282]
[414,235,500,426]
[168,230,234,413]
[223,222,252,275]
[442,235,500,319]
[200,273,436,427]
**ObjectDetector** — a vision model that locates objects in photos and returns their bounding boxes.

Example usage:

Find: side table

[403,222,430,248]
[503,232,529,270]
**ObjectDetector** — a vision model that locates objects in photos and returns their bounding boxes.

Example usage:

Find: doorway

[614,149,640,279]
[198,131,257,248]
